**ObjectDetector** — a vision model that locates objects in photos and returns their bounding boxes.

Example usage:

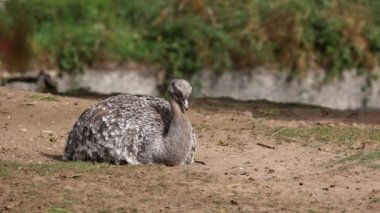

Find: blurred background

[1,0,380,109]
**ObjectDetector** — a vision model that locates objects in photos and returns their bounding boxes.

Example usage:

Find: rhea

[63,79,196,166]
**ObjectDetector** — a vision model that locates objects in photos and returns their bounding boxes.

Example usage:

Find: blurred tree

[0,0,32,72]
[0,0,379,79]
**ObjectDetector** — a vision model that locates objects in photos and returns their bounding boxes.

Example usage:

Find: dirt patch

[0,87,379,212]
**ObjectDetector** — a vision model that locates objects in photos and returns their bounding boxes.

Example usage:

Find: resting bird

[63,79,196,166]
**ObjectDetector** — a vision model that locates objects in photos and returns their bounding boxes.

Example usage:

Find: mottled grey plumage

[63,79,196,166]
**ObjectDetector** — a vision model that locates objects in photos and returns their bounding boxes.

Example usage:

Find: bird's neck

[161,98,192,166]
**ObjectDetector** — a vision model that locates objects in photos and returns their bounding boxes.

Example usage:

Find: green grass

[270,126,380,146]
[340,151,380,169]
[0,160,105,176]
[0,159,219,212]
[48,208,72,213]
[342,151,380,162]
[30,94,59,101]
[370,196,380,204]
[258,108,280,117]
[0,162,14,177]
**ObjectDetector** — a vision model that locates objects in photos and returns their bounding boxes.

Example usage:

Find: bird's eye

[172,84,179,94]
[175,92,182,101]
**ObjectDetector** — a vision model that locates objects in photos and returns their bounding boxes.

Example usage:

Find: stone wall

[192,69,380,110]
[2,68,380,110]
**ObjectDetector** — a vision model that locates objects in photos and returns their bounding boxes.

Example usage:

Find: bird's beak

[183,99,189,111]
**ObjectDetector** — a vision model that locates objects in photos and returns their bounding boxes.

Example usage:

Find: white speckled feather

[63,80,196,166]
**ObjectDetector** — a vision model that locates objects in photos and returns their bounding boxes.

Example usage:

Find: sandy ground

[0,86,380,212]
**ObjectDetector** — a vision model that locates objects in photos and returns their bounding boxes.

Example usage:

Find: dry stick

[225,183,240,190]
[194,160,206,165]
[257,143,276,149]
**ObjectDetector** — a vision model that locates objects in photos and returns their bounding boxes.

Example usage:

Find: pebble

[243,111,253,117]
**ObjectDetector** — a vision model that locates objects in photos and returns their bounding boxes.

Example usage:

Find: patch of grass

[343,151,380,162]
[30,94,59,101]
[193,123,211,132]
[270,126,380,146]
[258,108,280,117]
[0,161,14,177]
[98,210,113,213]
[369,164,380,169]
[31,161,108,175]
[181,169,214,183]
[0,160,107,176]
[48,207,72,213]
[340,151,380,169]
[370,197,380,204]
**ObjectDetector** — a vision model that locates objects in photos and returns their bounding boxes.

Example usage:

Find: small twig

[225,183,240,190]
[18,103,36,106]
[59,174,82,179]
[194,160,206,165]
[71,174,82,179]
[257,143,276,149]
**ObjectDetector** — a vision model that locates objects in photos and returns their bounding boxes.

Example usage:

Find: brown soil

[0,86,379,212]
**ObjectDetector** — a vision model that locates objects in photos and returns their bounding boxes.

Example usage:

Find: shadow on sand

[192,98,380,125]
[40,152,65,162]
